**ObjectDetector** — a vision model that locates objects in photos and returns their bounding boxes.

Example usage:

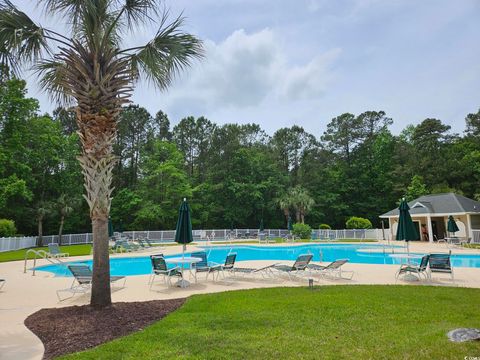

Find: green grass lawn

[0,244,92,263]
[62,286,480,359]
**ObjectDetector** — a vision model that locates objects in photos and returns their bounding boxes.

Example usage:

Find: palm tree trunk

[296,211,301,223]
[37,217,43,247]
[58,215,65,246]
[283,208,289,225]
[77,111,117,308]
[91,217,111,307]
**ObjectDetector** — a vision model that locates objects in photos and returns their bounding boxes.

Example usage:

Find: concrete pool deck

[1,240,480,360]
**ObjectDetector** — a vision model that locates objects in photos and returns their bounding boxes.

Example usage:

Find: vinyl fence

[0,236,37,252]
[0,228,386,252]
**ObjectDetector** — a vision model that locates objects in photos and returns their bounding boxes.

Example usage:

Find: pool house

[380,193,480,243]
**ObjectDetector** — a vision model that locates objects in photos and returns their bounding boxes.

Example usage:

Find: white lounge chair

[308,259,354,280]
[47,243,69,258]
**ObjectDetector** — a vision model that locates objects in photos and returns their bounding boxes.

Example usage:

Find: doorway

[431,217,446,241]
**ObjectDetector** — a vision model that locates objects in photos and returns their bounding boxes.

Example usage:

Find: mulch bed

[24,298,186,359]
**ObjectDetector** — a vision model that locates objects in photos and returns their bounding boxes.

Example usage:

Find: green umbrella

[175,198,193,258]
[287,216,293,231]
[447,215,459,236]
[396,198,419,255]
[259,218,264,232]
[108,217,114,238]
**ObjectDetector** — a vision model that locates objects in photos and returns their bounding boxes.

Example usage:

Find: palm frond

[0,0,51,67]
[39,0,85,28]
[124,14,203,90]
[34,58,74,106]
[120,0,161,28]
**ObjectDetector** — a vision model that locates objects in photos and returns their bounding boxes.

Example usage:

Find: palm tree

[290,186,314,224]
[0,0,203,308]
[57,194,75,245]
[277,193,294,226]
[34,201,52,247]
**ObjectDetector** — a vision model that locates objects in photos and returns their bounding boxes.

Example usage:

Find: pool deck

[1,240,480,360]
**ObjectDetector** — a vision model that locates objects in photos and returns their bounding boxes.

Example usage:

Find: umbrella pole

[182,244,186,259]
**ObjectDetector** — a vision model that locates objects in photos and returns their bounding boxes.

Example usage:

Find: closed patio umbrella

[447,215,459,237]
[396,198,419,255]
[287,216,293,231]
[259,218,264,232]
[175,198,193,259]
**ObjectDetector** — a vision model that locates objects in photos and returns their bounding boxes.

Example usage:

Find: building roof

[380,193,480,217]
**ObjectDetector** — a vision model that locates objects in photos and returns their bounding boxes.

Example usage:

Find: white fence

[0,228,385,252]
[0,236,37,252]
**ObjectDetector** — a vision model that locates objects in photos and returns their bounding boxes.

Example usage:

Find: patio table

[165,256,201,288]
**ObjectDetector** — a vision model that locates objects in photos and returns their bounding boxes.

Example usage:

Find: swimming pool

[35,243,480,277]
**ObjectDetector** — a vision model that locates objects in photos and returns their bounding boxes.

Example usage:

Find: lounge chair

[395,255,429,282]
[114,240,139,252]
[272,254,313,280]
[149,255,182,289]
[308,259,354,280]
[0,278,5,290]
[191,251,221,281]
[47,243,69,258]
[429,252,454,281]
[57,264,126,301]
[227,263,278,279]
[137,238,151,248]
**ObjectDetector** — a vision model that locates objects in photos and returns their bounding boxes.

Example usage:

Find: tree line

[1,77,479,237]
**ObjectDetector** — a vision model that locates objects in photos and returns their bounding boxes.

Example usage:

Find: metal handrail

[24,249,63,276]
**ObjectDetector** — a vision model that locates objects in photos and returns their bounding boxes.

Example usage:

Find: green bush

[0,219,16,237]
[319,224,331,229]
[292,223,312,239]
[346,217,372,229]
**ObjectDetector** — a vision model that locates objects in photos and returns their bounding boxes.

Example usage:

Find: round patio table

[390,254,424,281]
[165,256,201,288]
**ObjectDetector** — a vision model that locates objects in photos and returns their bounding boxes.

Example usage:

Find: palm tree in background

[290,186,314,224]
[277,193,294,226]
[0,0,203,307]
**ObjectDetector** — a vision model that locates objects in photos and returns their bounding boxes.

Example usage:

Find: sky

[10,0,480,136]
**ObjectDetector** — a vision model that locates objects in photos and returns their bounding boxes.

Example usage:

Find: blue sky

[11,0,480,135]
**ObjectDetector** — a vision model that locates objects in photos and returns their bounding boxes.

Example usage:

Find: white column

[466,214,473,240]
[426,214,434,243]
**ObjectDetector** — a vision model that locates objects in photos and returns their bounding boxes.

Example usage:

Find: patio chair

[0,278,5,290]
[272,254,313,280]
[47,243,69,258]
[57,264,126,301]
[214,253,237,279]
[308,259,354,280]
[191,251,221,281]
[283,234,295,243]
[395,255,429,282]
[149,255,182,289]
[429,252,454,281]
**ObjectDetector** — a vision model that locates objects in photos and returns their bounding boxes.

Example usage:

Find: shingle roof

[380,193,480,217]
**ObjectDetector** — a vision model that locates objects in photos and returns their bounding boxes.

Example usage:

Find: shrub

[319,224,331,229]
[292,223,312,239]
[0,219,16,237]
[346,217,372,229]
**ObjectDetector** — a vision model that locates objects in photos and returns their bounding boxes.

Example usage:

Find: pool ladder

[24,249,64,276]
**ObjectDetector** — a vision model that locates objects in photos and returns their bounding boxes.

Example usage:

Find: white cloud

[161,28,340,117]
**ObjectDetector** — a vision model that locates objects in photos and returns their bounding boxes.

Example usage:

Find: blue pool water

[35,243,480,277]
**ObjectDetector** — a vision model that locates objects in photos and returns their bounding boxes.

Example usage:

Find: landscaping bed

[25,298,185,359]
